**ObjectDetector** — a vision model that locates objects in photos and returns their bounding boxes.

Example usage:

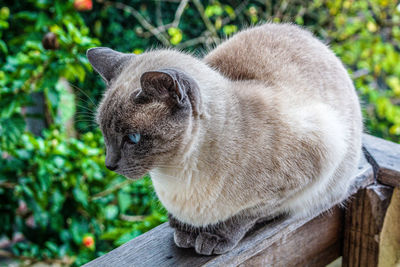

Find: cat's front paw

[173,229,196,248]
[169,213,255,255]
[194,232,236,255]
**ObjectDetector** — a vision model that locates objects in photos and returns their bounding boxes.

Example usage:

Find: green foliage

[327,0,400,140]
[1,0,399,265]
[1,129,166,265]
[1,0,99,148]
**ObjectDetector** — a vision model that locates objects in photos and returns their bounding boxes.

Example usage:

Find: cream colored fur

[112,23,363,227]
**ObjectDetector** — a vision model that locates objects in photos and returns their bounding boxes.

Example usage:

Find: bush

[1,129,166,265]
[0,0,399,265]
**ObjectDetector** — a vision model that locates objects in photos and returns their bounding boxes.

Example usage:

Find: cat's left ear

[139,68,202,115]
[86,47,135,85]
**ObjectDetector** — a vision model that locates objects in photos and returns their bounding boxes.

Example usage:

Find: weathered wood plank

[348,152,375,195]
[84,155,374,267]
[378,187,400,267]
[83,223,212,267]
[84,212,341,267]
[363,134,400,187]
[342,184,394,267]
[239,207,343,267]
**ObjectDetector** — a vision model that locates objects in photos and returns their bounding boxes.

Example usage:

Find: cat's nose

[106,163,118,171]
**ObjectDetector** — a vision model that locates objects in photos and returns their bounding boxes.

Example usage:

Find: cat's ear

[139,68,202,115]
[140,69,184,103]
[86,47,135,84]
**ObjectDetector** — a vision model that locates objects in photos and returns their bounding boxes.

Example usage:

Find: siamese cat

[87,23,362,255]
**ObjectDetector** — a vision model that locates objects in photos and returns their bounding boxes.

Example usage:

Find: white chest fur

[149,167,241,226]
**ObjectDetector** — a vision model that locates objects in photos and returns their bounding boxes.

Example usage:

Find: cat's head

[87,47,202,179]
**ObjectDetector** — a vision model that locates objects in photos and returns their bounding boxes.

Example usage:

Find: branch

[138,0,188,39]
[171,0,189,27]
[97,0,171,46]
[191,0,220,44]
[120,214,146,222]
[154,0,182,2]
[90,179,134,201]
[155,0,163,27]
[0,181,16,188]
[221,0,249,26]
[176,35,207,49]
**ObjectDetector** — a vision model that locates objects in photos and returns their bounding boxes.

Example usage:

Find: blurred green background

[0,0,399,265]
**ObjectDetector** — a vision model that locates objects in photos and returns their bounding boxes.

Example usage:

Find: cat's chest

[149,168,238,226]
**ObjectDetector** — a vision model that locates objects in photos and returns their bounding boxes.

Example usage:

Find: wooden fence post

[343,134,400,267]
[342,185,393,267]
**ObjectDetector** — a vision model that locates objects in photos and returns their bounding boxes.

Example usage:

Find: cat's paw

[194,232,236,255]
[173,229,196,248]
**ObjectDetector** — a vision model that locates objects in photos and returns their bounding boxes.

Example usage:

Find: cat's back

[205,24,319,81]
[205,24,353,99]
[204,23,360,120]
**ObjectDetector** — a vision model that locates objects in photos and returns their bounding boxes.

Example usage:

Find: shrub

[1,129,166,265]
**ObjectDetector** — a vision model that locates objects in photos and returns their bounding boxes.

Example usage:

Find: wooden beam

[84,209,345,267]
[342,184,394,267]
[238,207,343,267]
[362,134,400,187]
[379,187,400,267]
[349,151,375,195]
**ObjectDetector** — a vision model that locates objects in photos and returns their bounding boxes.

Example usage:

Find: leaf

[114,230,141,246]
[167,27,182,45]
[223,5,235,19]
[117,191,132,214]
[0,115,25,150]
[205,4,223,17]
[0,40,7,54]
[387,76,400,96]
[104,205,119,220]
[73,186,88,207]
[222,25,237,36]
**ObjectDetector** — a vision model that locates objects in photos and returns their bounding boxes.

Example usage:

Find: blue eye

[127,133,141,144]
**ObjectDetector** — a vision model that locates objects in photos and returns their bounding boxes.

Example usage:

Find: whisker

[74,117,96,122]
[74,120,97,124]
[75,114,96,120]
[75,119,94,123]
[75,111,95,116]
[75,96,97,109]
[68,82,98,108]
[75,104,96,114]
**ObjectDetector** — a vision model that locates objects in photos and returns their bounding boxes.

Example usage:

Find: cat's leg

[169,215,198,248]
[169,214,258,255]
[194,216,258,255]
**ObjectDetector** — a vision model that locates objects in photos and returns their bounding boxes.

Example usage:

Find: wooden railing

[84,134,400,267]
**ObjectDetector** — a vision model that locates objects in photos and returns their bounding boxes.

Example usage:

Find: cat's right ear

[139,69,202,115]
[86,47,135,85]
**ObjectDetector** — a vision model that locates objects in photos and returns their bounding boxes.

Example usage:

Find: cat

[86,23,362,255]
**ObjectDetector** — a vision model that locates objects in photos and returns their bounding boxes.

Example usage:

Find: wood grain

[239,207,343,267]
[342,184,394,267]
[378,187,400,267]
[363,134,400,187]
[84,211,343,267]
